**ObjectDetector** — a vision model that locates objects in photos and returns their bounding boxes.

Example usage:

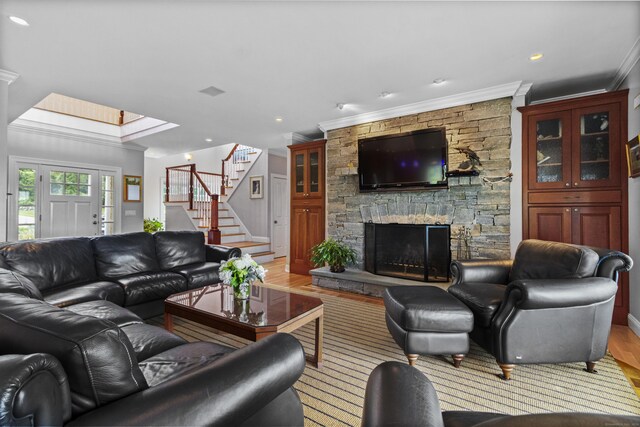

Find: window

[101,174,115,235]
[50,171,91,196]
[18,168,37,240]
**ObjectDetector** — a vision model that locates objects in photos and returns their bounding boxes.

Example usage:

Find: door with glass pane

[15,165,39,241]
[527,111,572,190]
[292,150,307,200]
[101,173,116,235]
[306,147,324,200]
[41,166,100,238]
[571,103,621,189]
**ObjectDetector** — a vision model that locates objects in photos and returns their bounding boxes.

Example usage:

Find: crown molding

[610,36,640,91]
[318,81,524,132]
[514,82,533,98]
[283,132,312,144]
[0,69,20,85]
[9,119,148,152]
[529,89,608,106]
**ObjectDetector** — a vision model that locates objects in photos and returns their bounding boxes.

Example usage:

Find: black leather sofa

[0,231,240,318]
[0,270,306,426]
[448,239,633,380]
[362,361,640,427]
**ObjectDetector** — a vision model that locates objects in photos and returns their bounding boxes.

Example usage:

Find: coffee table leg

[314,314,323,368]
[164,312,174,332]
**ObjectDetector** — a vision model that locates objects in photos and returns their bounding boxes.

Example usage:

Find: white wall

[620,59,640,334]
[143,143,234,220]
[7,126,145,233]
[227,151,270,238]
[510,94,526,256]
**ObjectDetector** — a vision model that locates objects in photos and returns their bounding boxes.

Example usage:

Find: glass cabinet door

[528,111,572,189]
[306,147,323,199]
[293,151,306,199]
[572,103,620,188]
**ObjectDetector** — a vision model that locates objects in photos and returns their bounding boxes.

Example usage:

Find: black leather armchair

[448,239,632,380]
[362,362,640,427]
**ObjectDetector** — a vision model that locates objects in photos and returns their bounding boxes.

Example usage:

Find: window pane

[79,185,90,196]
[18,225,35,241]
[19,169,36,186]
[102,207,114,221]
[79,173,90,184]
[102,175,114,190]
[101,222,114,236]
[18,206,35,225]
[65,172,78,184]
[102,190,114,206]
[19,188,36,204]
[50,183,63,196]
[64,184,78,196]
[50,171,64,183]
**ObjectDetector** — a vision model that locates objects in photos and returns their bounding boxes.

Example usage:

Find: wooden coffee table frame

[164,294,324,368]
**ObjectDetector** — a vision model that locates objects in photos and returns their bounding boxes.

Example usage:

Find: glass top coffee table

[164,283,324,368]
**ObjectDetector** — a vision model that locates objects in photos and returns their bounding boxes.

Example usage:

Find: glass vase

[233,282,250,300]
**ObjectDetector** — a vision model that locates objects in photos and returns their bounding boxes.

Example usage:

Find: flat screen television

[358,128,448,192]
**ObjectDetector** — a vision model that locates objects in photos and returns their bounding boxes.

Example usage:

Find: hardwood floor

[263,257,640,397]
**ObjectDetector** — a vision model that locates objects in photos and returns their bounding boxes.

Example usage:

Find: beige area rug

[153,284,640,426]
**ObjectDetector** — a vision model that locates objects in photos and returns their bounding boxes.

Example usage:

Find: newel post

[208,194,221,245]
[188,164,195,210]
[220,160,226,196]
[165,168,169,203]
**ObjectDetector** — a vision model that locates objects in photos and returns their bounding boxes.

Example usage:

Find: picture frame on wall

[124,175,143,202]
[626,136,640,178]
[250,176,263,199]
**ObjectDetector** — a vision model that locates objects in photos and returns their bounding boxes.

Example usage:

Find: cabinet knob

[574,208,579,212]
[574,182,579,186]
[565,209,570,212]
[565,183,570,187]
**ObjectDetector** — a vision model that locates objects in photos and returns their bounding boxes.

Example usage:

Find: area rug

[152,285,640,426]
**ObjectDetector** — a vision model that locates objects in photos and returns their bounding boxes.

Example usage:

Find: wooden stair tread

[219,224,239,228]
[229,241,269,248]
[222,233,244,236]
[252,251,275,257]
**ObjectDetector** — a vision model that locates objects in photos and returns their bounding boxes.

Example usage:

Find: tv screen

[358,128,448,191]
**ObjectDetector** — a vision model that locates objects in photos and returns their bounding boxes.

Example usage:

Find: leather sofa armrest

[450,259,513,286]
[362,362,444,427]
[506,277,618,310]
[67,333,305,427]
[205,244,242,263]
[0,353,72,426]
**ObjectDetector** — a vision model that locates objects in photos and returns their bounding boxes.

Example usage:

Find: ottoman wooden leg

[585,361,598,373]
[406,354,418,366]
[452,354,464,368]
[498,363,515,380]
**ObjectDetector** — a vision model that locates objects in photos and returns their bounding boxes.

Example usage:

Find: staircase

[164,144,275,264]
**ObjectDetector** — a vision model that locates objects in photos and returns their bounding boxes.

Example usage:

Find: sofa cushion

[138,341,234,387]
[173,262,221,289]
[92,232,159,278]
[154,231,206,270]
[42,281,125,307]
[0,268,43,300]
[0,238,97,291]
[121,323,187,362]
[448,283,506,328]
[509,239,600,282]
[66,300,142,327]
[116,272,187,306]
[0,293,147,417]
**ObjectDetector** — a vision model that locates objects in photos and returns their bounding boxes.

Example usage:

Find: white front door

[271,175,289,258]
[41,166,100,238]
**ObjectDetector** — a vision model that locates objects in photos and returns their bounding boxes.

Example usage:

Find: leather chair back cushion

[509,240,599,282]
[0,238,97,291]
[0,293,147,417]
[154,231,205,270]
[0,268,43,300]
[92,232,160,278]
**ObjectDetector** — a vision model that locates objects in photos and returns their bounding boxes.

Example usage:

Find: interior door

[271,176,288,258]
[41,166,100,238]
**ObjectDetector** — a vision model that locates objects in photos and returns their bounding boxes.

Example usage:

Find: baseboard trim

[629,313,640,338]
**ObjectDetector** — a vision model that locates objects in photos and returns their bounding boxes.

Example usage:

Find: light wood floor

[263,257,640,397]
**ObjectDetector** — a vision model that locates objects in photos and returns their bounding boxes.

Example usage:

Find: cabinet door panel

[307,206,325,251]
[571,103,621,189]
[528,207,572,243]
[290,207,309,273]
[571,206,621,249]
[306,147,324,200]
[528,111,573,190]
[292,151,307,200]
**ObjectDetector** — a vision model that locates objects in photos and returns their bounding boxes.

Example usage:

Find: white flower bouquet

[220,253,267,299]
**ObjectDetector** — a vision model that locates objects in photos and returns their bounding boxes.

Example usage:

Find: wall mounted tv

[358,128,448,192]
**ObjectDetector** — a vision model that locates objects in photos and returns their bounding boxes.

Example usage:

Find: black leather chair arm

[505,277,618,310]
[206,244,242,263]
[361,361,444,427]
[0,353,72,426]
[68,333,305,427]
[450,259,513,286]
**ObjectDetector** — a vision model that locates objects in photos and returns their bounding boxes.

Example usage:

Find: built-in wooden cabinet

[289,140,326,275]
[520,90,629,324]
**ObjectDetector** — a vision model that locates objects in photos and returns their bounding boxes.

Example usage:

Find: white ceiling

[1,1,639,157]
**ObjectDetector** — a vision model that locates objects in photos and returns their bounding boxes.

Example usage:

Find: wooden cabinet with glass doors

[519,89,629,324]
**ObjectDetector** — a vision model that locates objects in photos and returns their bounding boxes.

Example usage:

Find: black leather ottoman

[383,286,474,367]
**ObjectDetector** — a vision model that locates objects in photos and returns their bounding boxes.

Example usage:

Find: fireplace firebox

[364,223,450,282]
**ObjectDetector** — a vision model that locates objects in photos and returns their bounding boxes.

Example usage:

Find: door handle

[274,220,278,224]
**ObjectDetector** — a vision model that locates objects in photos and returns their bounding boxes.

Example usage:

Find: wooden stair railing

[221,144,253,195]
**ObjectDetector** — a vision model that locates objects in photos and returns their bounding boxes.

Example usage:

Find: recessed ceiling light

[9,16,29,26]
[337,103,345,110]
[275,116,283,122]
[185,153,193,161]
[205,138,212,142]
[433,78,446,85]
[529,53,544,62]
[380,91,391,98]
